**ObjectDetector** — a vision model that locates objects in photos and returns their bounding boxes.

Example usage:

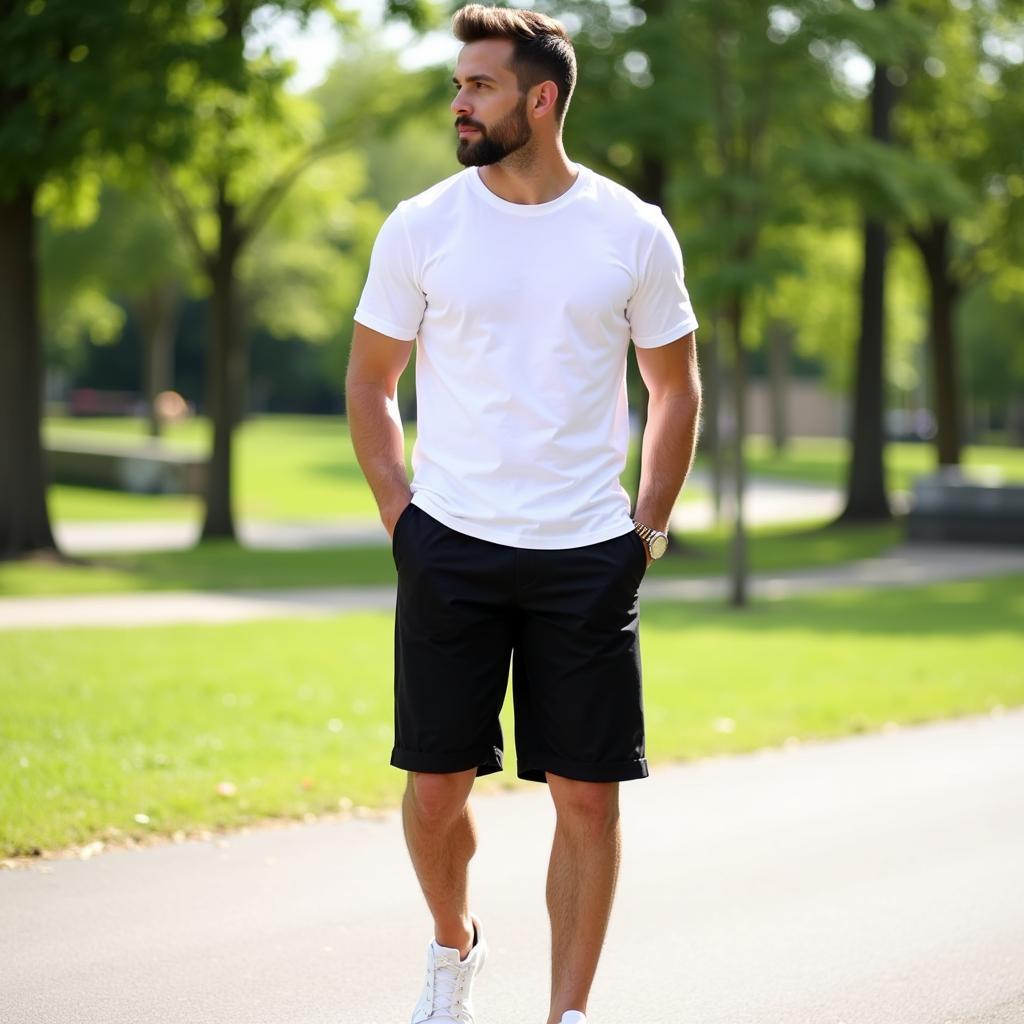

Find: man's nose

[451,90,472,117]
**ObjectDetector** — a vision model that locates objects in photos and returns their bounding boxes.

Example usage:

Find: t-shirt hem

[411,494,636,551]
[353,307,417,342]
[632,316,699,349]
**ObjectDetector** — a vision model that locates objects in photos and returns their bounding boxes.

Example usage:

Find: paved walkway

[3,710,1022,1023]
[52,471,852,554]
[3,542,1023,631]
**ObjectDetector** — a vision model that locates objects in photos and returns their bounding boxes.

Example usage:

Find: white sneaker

[410,914,487,1024]
[560,1014,586,1024]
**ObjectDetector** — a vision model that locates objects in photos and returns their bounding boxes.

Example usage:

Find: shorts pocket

[629,529,649,577]
[391,501,416,560]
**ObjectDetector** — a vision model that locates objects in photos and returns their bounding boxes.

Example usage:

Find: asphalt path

[3,711,1023,1024]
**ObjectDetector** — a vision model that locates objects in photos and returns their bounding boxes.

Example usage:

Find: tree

[841,0,897,522]
[563,0,921,605]
[154,6,438,542]
[0,0,229,560]
[896,0,1024,466]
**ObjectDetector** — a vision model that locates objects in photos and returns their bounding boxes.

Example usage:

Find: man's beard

[456,96,532,167]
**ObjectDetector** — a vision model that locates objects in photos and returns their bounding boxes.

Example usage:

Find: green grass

[2,573,1021,857]
[44,415,382,522]
[43,416,1024,524]
[0,520,902,597]
[43,414,713,521]
[42,418,706,523]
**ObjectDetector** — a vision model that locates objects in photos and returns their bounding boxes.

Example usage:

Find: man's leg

[402,768,479,958]
[545,773,622,1024]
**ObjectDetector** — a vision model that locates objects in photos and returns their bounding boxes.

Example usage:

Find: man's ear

[530,80,560,120]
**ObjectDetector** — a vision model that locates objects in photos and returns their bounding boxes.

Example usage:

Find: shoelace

[425,952,469,1021]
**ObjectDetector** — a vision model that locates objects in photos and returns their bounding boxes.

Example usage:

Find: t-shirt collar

[466,163,589,216]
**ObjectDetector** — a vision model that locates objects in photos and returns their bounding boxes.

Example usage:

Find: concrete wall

[745,379,848,439]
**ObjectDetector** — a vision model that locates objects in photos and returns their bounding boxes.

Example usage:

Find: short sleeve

[626,214,699,348]
[353,205,425,342]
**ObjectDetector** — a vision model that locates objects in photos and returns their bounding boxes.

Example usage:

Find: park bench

[907,468,1024,545]
[45,436,207,495]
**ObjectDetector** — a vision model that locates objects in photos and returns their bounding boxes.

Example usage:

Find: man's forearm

[633,387,701,534]
[347,381,412,532]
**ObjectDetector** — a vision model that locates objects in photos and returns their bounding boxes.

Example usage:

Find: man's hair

[452,4,577,126]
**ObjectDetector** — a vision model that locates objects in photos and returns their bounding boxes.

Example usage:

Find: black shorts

[389,502,650,784]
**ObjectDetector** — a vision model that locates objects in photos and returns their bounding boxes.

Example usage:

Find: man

[346,5,700,1023]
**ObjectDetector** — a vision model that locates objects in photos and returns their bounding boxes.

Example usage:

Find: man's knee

[548,775,620,832]
[405,769,475,826]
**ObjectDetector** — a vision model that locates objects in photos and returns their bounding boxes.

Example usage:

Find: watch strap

[633,520,669,559]
[633,520,661,541]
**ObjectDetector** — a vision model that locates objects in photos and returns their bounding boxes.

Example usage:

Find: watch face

[650,533,668,559]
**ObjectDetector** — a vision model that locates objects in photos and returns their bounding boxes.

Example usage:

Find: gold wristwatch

[633,521,668,560]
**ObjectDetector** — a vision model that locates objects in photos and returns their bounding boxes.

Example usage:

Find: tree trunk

[201,259,246,541]
[839,0,893,523]
[1009,398,1024,445]
[727,294,748,608]
[637,153,667,211]
[841,213,892,520]
[200,181,247,542]
[768,320,790,454]
[137,279,180,438]
[0,185,58,560]
[705,311,723,526]
[911,218,962,467]
[199,4,248,543]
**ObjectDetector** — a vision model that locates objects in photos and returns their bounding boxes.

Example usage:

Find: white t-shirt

[353,162,698,549]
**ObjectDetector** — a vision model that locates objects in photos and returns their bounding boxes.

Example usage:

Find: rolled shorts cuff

[391,744,503,777]
[517,755,650,785]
